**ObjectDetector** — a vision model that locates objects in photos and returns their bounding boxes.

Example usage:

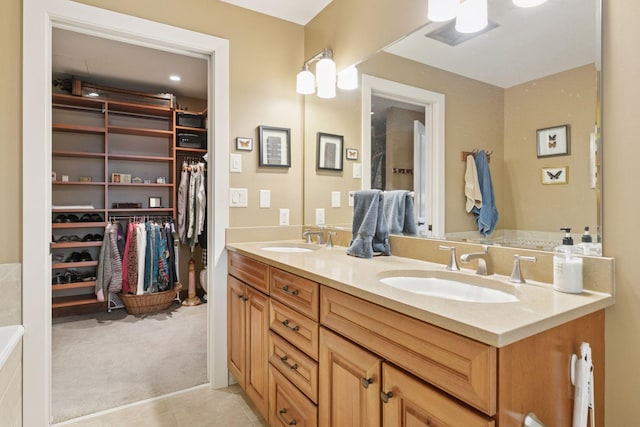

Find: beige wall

[504,65,597,232]
[602,2,640,425]
[74,0,305,230]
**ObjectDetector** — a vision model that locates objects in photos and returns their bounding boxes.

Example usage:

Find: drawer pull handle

[361,377,374,389]
[280,355,299,370]
[282,319,300,332]
[278,408,297,425]
[380,391,394,403]
[281,285,299,296]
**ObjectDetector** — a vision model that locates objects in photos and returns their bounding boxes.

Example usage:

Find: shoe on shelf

[52,254,64,263]
[79,251,92,262]
[54,214,67,223]
[63,271,78,283]
[66,252,81,263]
[89,214,103,222]
[67,214,79,222]
[80,214,92,222]
[93,234,104,241]
[52,273,64,285]
[82,234,94,242]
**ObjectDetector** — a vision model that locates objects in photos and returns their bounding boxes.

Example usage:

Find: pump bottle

[553,227,583,294]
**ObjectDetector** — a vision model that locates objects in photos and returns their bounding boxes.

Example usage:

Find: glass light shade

[337,66,358,90]
[428,0,459,22]
[513,0,547,7]
[455,0,488,33]
[317,80,336,99]
[315,57,337,85]
[296,69,315,95]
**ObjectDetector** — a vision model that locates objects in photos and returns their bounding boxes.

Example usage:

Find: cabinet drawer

[270,268,319,321]
[269,331,318,404]
[270,299,319,360]
[382,363,494,427]
[228,251,269,294]
[269,365,318,427]
[321,286,497,415]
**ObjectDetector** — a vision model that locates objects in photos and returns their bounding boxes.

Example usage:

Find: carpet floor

[52,301,208,423]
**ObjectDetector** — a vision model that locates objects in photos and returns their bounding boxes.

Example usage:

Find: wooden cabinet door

[227,275,246,388]
[245,286,270,420]
[382,363,494,427]
[319,327,382,427]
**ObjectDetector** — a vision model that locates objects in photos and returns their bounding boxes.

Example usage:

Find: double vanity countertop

[226,241,614,347]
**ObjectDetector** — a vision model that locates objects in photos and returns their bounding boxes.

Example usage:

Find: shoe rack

[51,93,205,316]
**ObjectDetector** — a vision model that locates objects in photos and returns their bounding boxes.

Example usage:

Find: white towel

[465,155,482,213]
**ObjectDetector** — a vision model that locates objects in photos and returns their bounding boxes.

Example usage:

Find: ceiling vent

[424,20,499,46]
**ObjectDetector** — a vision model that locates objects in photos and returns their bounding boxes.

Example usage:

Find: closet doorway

[50,28,210,422]
[22,1,230,425]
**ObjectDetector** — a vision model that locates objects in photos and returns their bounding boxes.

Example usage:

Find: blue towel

[471,150,498,236]
[382,190,417,236]
[346,190,391,258]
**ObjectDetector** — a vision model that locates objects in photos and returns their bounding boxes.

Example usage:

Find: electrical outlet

[259,190,270,208]
[315,208,325,225]
[279,208,290,226]
[230,154,242,173]
[331,191,341,207]
[352,163,361,179]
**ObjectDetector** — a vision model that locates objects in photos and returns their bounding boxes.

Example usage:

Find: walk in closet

[51,90,207,316]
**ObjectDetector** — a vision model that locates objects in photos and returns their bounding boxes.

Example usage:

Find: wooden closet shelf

[52,150,106,159]
[107,154,173,162]
[52,241,103,249]
[52,295,101,309]
[107,100,172,117]
[176,147,207,154]
[175,125,207,133]
[108,183,174,188]
[108,126,173,138]
[52,123,106,134]
[52,222,106,229]
[109,208,174,213]
[52,260,99,269]
[52,93,105,110]
[52,281,96,291]
[53,181,105,186]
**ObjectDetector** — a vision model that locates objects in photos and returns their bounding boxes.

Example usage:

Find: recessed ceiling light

[169,75,181,82]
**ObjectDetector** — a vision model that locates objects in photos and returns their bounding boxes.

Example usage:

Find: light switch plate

[348,191,355,207]
[259,190,270,208]
[279,208,290,226]
[331,191,341,208]
[230,154,242,173]
[229,188,248,207]
[315,208,325,225]
[352,163,361,179]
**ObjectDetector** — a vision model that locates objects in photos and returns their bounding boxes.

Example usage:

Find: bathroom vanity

[226,242,612,427]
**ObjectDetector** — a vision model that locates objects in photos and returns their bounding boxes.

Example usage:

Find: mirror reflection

[303,0,601,253]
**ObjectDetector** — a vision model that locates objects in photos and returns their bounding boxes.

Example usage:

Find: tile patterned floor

[57,384,269,427]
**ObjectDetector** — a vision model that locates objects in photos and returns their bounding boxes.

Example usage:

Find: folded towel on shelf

[382,190,417,236]
[464,155,482,213]
[471,150,498,236]
[346,190,391,258]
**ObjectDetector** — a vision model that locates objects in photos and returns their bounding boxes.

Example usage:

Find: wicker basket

[118,283,182,315]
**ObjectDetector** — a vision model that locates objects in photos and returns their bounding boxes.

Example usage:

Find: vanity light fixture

[513,0,547,7]
[455,0,488,33]
[296,48,358,98]
[428,0,459,22]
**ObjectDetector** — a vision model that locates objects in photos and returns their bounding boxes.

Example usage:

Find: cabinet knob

[281,285,299,296]
[278,408,297,426]
[380,391,394,403]
[361,377,374,389]
[282,319,300,332]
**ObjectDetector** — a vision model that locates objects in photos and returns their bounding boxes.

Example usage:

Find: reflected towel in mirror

[347,190,391,258]
[382,190,417,236]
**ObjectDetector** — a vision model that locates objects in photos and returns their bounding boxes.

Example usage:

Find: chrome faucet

[439,245,460,271]
[508,254,537,284]
[326,231,337,247]
[302,230,325,245]
[460,246,493,276]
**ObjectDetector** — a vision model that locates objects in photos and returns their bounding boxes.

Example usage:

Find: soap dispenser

[576,226,593,256]
[553,227,583,294]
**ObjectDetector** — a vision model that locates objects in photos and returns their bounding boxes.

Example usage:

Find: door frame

[22,1,230,424]
[361,74,445,237]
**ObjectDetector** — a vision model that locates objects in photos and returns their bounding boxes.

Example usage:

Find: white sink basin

[260,243,319,253]
[378,271,518,303]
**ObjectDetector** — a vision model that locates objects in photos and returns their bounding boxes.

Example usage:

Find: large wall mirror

[303,0,602,253]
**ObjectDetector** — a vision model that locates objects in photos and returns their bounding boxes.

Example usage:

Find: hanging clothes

[177,161,207,248]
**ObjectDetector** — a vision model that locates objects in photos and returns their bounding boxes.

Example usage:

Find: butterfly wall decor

[537,124,569,158]
[542,166,568,184]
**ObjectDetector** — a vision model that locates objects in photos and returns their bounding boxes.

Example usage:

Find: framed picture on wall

[541,166,568,185]
[236,137,253,151]
[258,126,291,167]
[346,148,358,160]
[537,124,570,158]
[317,132,344,171]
